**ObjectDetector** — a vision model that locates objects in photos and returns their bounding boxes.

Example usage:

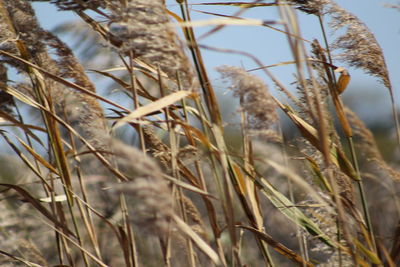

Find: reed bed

[0,0,399,266]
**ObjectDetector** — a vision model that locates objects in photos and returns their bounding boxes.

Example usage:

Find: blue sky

[31,0,400,123]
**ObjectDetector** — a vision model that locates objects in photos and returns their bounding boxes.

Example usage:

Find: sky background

[30,0,400,125]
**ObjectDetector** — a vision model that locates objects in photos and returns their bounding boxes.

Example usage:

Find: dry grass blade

[0,109,45,144]
[0,131,51,186]
[196,0,265,40]
[260,158,333,214]
[13,134,60,175]
[39,218,108,267]
[89,69,156,101]
[353,239,382,265]
[24,67,75,203]
[0,50,129,112]
[174,120,215,149]
[39,195,67,203]
[239,225,314,267]
[212,126,240,260]
[177,17,280,27]
[173,214,221,266]
[193,2,277,7]
[5,85,128,180]
[0,183,75,237]
[194,9,309,43]
[276,101,357,180]
[0,250,43,267]
[67,188,134,257]
[3,85,41,109]
[163,174,216,198]
[113,90,192,129]
[254,168,335,247]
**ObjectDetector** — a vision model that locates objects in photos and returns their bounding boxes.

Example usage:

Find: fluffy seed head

[107,0,197,90]
[217,65,279,140]
[110,141,175,234]
[291,0,393,91]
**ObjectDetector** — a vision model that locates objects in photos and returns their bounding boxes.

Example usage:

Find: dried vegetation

[0,0,399,266]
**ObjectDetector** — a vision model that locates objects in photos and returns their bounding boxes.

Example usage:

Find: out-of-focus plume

[106,0,198,90]
[217,65,280,141]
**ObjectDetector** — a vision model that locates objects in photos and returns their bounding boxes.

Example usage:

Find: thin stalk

[128,51,146,152]
[278,3,317,123]
[64,109,102,264]
[388,91,400,148]
[178,0,222,126]
[317,15,335,79]
[75,167,103,261]
[336,219,342,267]
[46,141,86,265]
[176,73,198,267]
[179,76,227,267]
[318,11,377,255]
[240,109,275,267]
[46,109,90,267]
[65,195,90,267]
[120,193,134,267]
[193,98,229,267]
[13,99,51,198]
[278,122,309,265]
[279,2,331,179]
[347,137,377,253]
[24,58,82,264]
[326,169,358,265]
[126,221,138,267]
[317,13,366,263]
[157,65,173,267]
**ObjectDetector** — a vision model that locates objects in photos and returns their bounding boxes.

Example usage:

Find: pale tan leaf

[113,90,192,129]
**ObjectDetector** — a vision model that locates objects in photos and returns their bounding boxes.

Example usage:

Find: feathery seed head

[288,0,330,15]
[110,141,175,234]
[328,2,392,90]
[217,65,279,140]
[49,0,106,11]
[107,0,198,90]
[291,1,392,90]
